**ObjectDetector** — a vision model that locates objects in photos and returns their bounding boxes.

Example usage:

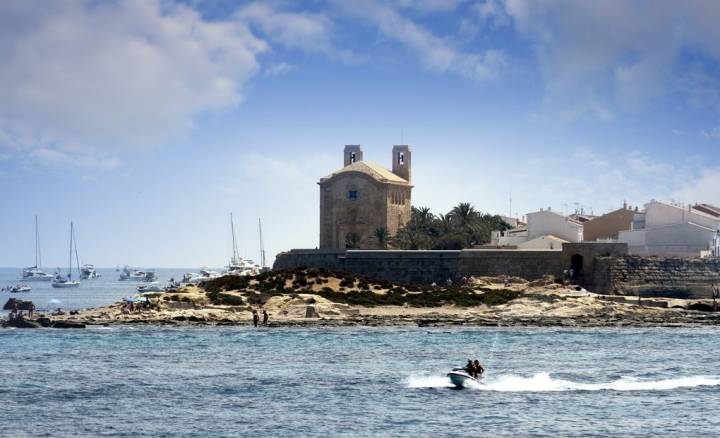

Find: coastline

[5,268,720,329]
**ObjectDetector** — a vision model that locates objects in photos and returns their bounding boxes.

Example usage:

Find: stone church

[319,145,413,249]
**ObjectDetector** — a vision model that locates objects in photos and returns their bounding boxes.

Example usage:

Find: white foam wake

[406,372,720,392]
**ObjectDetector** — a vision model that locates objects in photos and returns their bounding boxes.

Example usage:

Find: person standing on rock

[252,310,259,327]
[262,310,269,325]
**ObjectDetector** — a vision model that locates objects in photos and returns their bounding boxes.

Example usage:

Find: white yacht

[181,269,222,285]
[52,221,81,289]
[21,216,54,281]
[119,266,157,282]
[80,264,101,279]
[9,283,31,293]
[225,213,262,277]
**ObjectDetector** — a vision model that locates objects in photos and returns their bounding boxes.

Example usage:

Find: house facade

[618,200,720,257]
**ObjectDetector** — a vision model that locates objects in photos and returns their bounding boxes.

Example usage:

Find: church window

[350,152,356,163]
[348,190,358,200]
[398,152,405,165]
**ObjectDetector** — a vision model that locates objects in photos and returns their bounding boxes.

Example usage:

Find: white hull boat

[21,268,54,281]
[52,221,82,289]
[22,216,53,281]
[9,284,32,293]
[447,370,482,389]
[137,283,164,293]
[52,279,80,288]
[81,264,101,279]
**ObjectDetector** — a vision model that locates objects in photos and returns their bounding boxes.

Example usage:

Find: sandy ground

[32,276,720,328]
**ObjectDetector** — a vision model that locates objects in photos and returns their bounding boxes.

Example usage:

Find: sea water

[0,267,193,312]
[1,326,719,437]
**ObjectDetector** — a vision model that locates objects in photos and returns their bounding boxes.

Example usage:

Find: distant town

[316,144,720,258]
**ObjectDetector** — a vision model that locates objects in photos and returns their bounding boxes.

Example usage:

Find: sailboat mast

[258,218,266,268]
[35,215,40,268]
[68,222,74,280]
[230,213,239,263]
[72,224,81,279]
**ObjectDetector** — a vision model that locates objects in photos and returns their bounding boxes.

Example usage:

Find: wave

[406,372,720,392]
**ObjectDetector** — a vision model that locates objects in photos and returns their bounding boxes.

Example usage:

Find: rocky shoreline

[4,269,720,329]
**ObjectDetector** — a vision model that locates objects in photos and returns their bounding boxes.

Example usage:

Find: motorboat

[80,264,101,279]
[52,222,81,289]
[21,216,53,281]
[447,369,483,389]
[181,269,222,285]
[137,283,164,293]
[9,283,31,293]
[119,266,156,282]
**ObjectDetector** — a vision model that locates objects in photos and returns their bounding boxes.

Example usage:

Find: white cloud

[674,167,720,205]
[235,2,358,63]
[625,151,671,175]
[503,0,720,117]
[334,0,505,81]
[265,62,297,76]
[30,148,120,170]
[0,0,267,166]
[701,127,720,140]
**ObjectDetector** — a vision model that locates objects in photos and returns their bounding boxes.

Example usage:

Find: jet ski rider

[465,359,485,378]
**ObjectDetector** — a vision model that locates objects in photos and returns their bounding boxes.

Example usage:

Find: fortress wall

[273,245,720,298]
[598,256,720,299]
[274,249,563,284]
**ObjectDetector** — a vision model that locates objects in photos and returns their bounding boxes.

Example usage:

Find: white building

[618,200,720,257]
[492,208,583,249]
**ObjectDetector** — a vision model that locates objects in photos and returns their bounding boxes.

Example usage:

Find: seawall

[273,244,720,298]
[274,249,564,284]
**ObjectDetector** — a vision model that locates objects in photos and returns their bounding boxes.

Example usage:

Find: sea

[2,269,720,437]
[0,267,194,313]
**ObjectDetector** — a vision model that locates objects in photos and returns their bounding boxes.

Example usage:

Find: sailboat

[21,215,54,281]
[225,213,261,276]
[258,218,270,273]
[52,221,81,288]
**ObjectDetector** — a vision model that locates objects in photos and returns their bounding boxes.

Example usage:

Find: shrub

[208,293,245,306]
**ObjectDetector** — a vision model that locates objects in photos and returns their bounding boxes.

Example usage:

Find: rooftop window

[348,190,358,200]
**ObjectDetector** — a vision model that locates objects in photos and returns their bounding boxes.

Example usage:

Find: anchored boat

[21,216,54,281]
[51,222,81,289]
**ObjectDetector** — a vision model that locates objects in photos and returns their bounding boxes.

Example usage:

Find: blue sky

[1,0,719,268]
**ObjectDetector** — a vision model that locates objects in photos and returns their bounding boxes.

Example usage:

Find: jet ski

[447,369,482,388]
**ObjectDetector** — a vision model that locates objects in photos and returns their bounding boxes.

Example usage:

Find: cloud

[334,0,505,81]
[29,148,120,170]
[674,167,720,205]
[701,127,720,140]
[503,0,720,118]
[235,2,358,63]
[0,0,267,165]
[625,151,671,175]
[264,62,297,76]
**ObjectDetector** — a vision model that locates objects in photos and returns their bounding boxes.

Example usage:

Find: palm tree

[374,228,389,249]
[345,232,362,249]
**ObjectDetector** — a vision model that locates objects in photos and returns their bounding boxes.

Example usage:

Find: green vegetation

[316,286,519,308]
[393,203,511,250]
[207,292,246,306]
[199,267,521,308]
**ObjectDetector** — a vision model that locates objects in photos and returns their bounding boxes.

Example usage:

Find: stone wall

[274,249,564,284]
[595,256,720,299]
[274,245,720,298]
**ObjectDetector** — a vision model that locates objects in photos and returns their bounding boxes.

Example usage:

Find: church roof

[319,161,409,185]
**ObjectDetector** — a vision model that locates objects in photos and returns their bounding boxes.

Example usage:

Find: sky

[1,0,719,268]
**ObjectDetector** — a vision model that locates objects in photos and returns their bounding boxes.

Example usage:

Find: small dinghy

[447,369,482,388]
